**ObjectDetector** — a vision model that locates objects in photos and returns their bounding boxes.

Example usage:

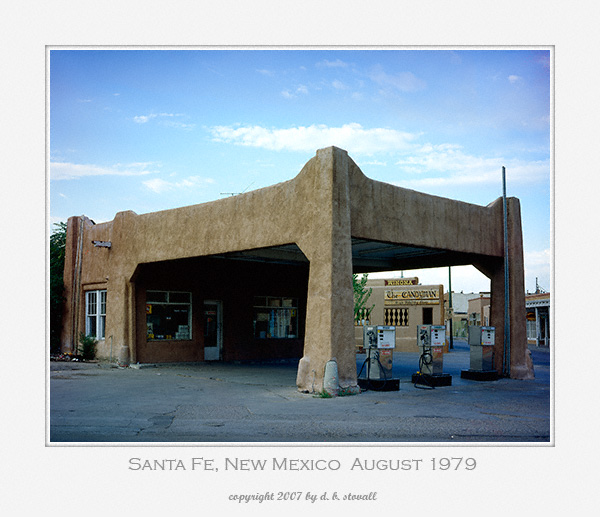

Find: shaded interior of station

[133,238,494,364]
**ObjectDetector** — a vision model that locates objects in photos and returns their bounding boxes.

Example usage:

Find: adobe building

[60,146,533,393]
[354,277,447,352]
[468,294,492,327]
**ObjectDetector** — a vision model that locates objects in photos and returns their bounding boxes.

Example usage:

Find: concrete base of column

[117,344,130,367]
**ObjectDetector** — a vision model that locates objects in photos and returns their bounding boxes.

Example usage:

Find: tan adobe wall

[61,146,532,392]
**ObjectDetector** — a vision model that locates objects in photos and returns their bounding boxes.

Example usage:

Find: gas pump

[461,326,500,380]
[412,324,452,387]
[357,325,400,391]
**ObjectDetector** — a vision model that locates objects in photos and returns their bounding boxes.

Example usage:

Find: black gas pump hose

[414,349,435,390]
[357,347,390,391]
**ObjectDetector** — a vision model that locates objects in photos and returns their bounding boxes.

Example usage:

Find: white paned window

[85,290,107,339]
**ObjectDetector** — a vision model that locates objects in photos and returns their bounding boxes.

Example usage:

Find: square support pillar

[296,147,357,393]
[475,197,533,379]
[105,277,135,365]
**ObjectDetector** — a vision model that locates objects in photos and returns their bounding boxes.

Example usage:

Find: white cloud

[369,65,426,92]
[133,112,192,128]
[525,249,551,267]
[142,178,171,193]
[143,175,215,194]
[317,59,349,68]
[281,85,309,98]
[208,123,419,154]
[332,80,348,90]
[164,121,195,130]
[508,75,522,84]
[208,124,548,188]
[360,160,387,166]
[395,144,549,188]
[133,114,156,123]
[50,162,157,180]
[524,249,551,292]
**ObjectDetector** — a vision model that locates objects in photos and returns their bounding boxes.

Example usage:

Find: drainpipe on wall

[448,266,453,350]
[72,217,85,354]
[502,166,511,377]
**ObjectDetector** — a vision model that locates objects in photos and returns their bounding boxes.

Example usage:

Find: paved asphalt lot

[49,339,551,443]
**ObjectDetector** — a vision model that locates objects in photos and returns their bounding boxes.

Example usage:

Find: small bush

[78,332,97,360]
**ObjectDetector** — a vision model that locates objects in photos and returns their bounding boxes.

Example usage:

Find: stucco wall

[61,146,532,392]
[348,159,504,258]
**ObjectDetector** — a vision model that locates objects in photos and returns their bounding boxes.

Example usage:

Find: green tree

[353,273,374,324]
[50,222,67,353]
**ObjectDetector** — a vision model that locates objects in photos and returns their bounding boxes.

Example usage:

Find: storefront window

[146,290,192,340]
[253,296,298,339]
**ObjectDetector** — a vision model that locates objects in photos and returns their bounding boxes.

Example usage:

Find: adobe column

[296,147,357,393]
[476,197,532,379]
[505,197,532,379]
[60,216,85,354]
[106,210,139,366]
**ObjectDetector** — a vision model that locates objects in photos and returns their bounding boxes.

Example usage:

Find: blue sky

[49,48,551,294]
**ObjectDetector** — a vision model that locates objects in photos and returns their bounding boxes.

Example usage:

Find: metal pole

[448,266,454,350]
[502,166,511,377]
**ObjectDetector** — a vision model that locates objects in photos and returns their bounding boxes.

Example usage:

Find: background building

[467,294,491,327]
[355,277,446,352]
[526,291,550,347]
[443,291,479,338]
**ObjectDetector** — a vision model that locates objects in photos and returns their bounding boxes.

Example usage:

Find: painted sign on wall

[385,278,418,286]
[384,287,440,306]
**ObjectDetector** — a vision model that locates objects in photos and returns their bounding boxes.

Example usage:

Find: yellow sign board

[384,287,440,306]
[385,288,439,300]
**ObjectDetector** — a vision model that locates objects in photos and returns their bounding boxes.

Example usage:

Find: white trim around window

[85,289,106,339]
